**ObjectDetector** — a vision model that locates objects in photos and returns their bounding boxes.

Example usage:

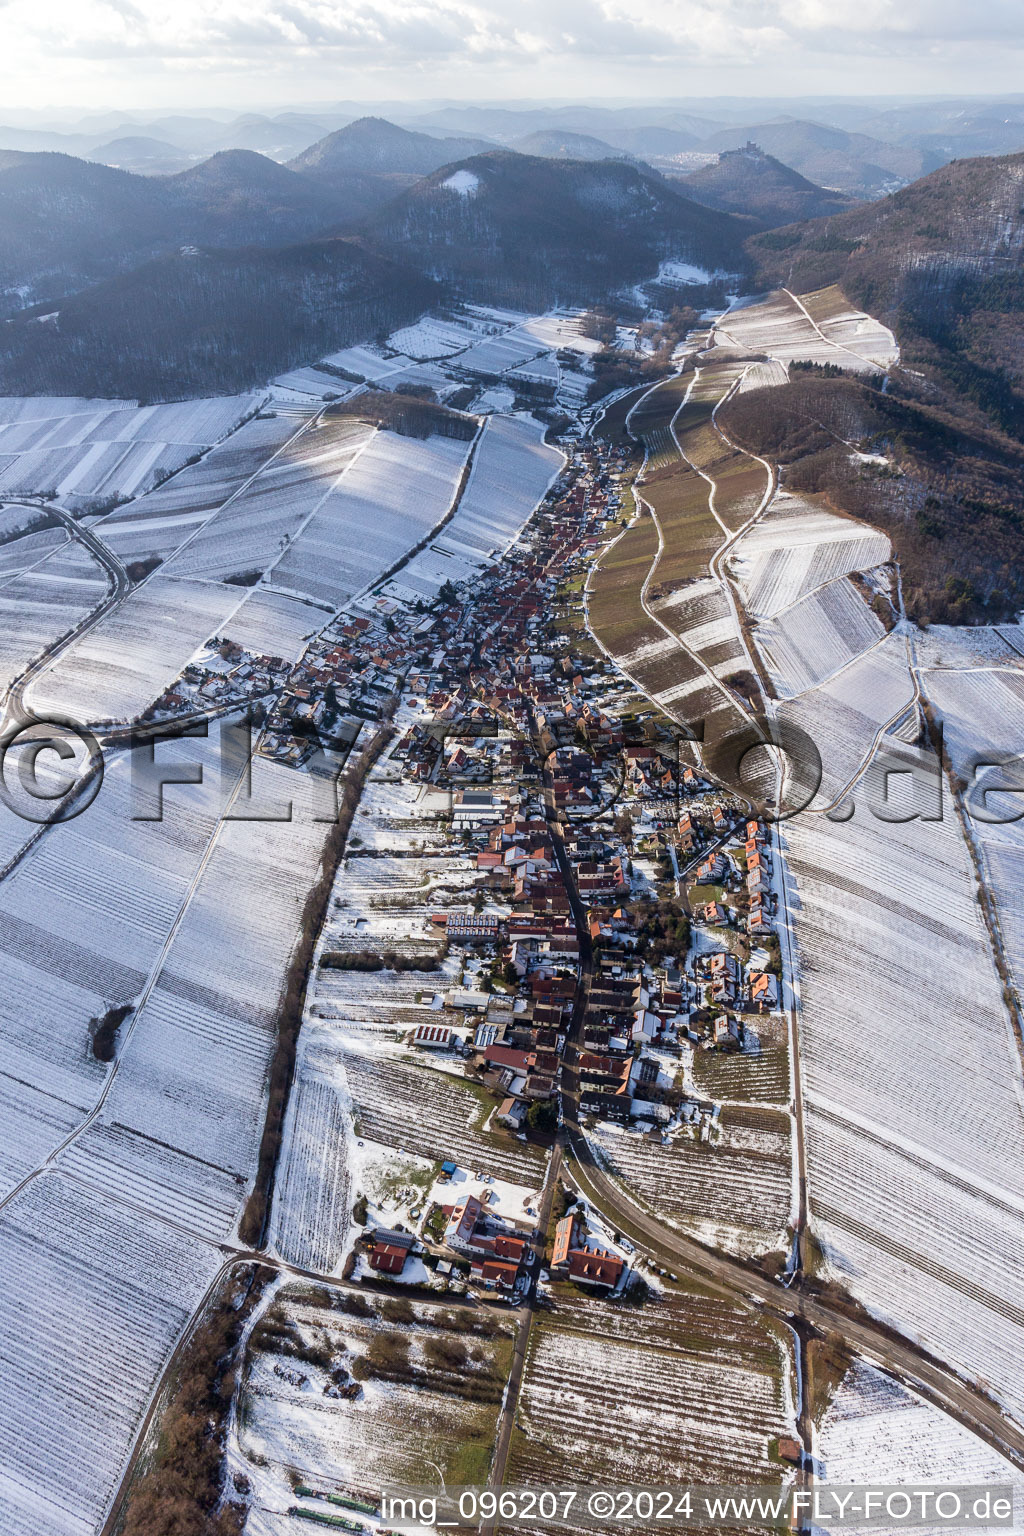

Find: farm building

[412,1023,453,1049]
[368,1229,416,1275]
[453,790,507,825]
[445,1195,483,1252]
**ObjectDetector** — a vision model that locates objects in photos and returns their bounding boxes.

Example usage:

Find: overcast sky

[1,0,1020,114]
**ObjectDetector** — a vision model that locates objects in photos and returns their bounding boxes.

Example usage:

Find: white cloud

[0,0,1020,106]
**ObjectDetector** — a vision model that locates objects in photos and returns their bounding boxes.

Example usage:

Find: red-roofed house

[551,1214,579,1271]
[444,1195,482,1252]
[568,1247,625,1288]
[470,1258,520,1292]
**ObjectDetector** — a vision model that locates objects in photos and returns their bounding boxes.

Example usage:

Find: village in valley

[9,268,1024,1536]
[226,393,802,1522]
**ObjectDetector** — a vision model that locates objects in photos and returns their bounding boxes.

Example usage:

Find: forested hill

[364,151,748,308]
[749,152,1024,438]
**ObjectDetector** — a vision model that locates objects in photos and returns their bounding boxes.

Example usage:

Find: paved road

[561,1109,1024,1471]
[0,500,130,731]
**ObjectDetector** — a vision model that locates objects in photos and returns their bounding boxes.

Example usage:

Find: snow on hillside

[754,577,886,698]
[786,772,1024,1422]
[392,413,563,602]
[798,285,900,370]
[728,493,891,619]
[164,415,375,585]
[0,1173,220,1536]
[0,394,260,508]
[387,310,499,360]
[0,541,109,701]
[442,169,479,196]
[736,358,789,393]
[716,290,891,375]
[29,574,249,723]
[268,429,471,610]
[707,283,1024,1434]
[94,412,299,565]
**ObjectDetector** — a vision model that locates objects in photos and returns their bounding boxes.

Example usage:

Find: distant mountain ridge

[0,147,356,313]
[705,118,936,198]
[676,145,857,228]
[286,117,498,220]
[290,117,495,179]
[364,150,747,307]
[509,130,631,162]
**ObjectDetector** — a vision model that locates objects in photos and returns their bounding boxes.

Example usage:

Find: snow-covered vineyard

[0,1176,221,1536]
[703,292,1024,1432]
[588,1105,793,1258]
[508,1287,795,1504]
[715,288,898,374]
[0,394,259,506]
[385,413,563,604]
[817,1363,1024,1530]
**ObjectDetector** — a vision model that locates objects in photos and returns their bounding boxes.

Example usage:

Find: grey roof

[372,1227,416,1250]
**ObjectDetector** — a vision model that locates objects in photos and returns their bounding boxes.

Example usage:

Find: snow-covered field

[786,776,1024,1422]
[29,574,249,722]
[817,1362,1024,1528]
[239,1288,514,1504]
[95,412,298,565]
[220,588,324,665]
[394,414,562,601]
[386,309,502,360]
[589,1106,793,1257]
[735,358,790,393]
[0,1173,220,1536]
[511,1288,793,1501]
[915,633,1024,1043]
[729,493,891,619]
[0,734,230,1200]
[798,285,901,371]
[269,1025,353,1274]
[701,286,1024,1435]
[0,732,348,1529]
[453,331,549,376]
[754,577,886,698]
[0,541,110,698]
[164,415,374,585]
[268,429,472,609]
[0,394,259,508]
[779,630,917,800]
[716,291,895,375]
[67,755,336,1239]
[339,1047,545,1187]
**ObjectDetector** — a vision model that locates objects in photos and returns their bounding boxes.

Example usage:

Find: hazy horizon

[1,0,1021,113]
[7,90,1024,128]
